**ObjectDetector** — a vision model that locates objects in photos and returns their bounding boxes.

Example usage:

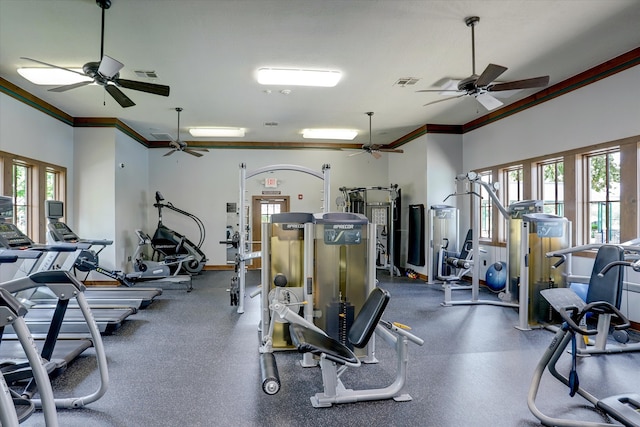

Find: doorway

[251,195,290,269]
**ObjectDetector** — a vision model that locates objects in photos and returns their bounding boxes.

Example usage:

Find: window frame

[0,151,67,242]
[582,148,621,244]
[470,135,637,248]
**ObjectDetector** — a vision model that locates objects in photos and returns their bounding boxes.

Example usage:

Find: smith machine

[233,163,331,314]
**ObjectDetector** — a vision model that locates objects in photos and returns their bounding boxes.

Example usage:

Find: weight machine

[234,163,330,314]
[546,242,640,353]
[338,184,400,276]
[440,173,571,331]
[440,172,516,308]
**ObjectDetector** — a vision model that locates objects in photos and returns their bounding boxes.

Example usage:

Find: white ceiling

[1,0,639,148]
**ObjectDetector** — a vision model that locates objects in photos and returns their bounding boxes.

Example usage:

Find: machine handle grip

[560,301,630,335]
[249,286,262,298]
[549,254,566,269]
[380,320,424,346]
[597,260,632,277]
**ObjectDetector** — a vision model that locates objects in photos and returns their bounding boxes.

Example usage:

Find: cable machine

[338,184,400,276]
[441,172,517,309]
[235,163,331,314]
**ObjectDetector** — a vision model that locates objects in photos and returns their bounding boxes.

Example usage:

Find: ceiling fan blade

[378,148,404,154]
[49,81,93,92]
[475,63,507,87]
[475,92,503,111]
[348,150,366,157]
[187,148,210,152]
[416,89,464,93]
[116,79,170,97]
[488,75,550,92]
[184,149,204,158]
[20,57,88,77]
[163,149,177,157]
[105,84,135,108]
[423,93,466,106]
[97,55,124,78]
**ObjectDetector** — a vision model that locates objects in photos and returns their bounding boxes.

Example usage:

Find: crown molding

[2,47,638,150]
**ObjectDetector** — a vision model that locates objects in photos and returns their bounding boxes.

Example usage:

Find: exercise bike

[147,191,207,275]
[528,258,640,426]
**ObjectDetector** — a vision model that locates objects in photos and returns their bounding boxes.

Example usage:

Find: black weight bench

[289,287,424,407]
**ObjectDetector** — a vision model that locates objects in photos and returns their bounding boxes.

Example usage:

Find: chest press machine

[528,286,640,427]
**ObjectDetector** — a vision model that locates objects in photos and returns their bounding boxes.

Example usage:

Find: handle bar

[547,254,566,269]
[597,258,640,277]
[559,301,630,336]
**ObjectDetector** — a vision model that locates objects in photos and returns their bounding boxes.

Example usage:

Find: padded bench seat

[289,323,358,365]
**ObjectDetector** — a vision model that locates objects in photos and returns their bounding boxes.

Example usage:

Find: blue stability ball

[569,283,588,302]
[485,262,507,292]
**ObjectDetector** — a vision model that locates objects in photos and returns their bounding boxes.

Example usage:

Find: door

[251,196,290,270]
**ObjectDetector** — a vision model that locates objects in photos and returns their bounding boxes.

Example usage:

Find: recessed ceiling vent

[263,122,279,127]
[134,70,159,79]
[394,77,420,87]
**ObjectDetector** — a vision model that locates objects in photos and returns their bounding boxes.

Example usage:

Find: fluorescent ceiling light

[17,68,92,85]
[257,68,342,87]
[189,128,245,138]
[302,129,358,140]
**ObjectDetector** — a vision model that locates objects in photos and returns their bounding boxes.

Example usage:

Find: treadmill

[0,251,108,425]
[0,219,136,335]
[1,266,110,415]
[44,200,162,309]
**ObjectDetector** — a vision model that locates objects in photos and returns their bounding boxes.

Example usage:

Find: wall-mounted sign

[265,177,278,188]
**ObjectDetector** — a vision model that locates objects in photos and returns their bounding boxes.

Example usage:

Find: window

[584,150,620,244]
[503,165,524,207]
[478,171,493,240]
[12,162,31,234]
[0,151,67,242]
[469,135,636,247]
[261,202,282,223]
[538,159,564,216]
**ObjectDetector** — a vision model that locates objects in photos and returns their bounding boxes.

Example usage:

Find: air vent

[394,77,420,87]
[151,132,173,140]
[134,70,159,79]
[263,122,279,127]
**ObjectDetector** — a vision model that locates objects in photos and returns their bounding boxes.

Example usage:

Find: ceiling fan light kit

[417,16,550,111]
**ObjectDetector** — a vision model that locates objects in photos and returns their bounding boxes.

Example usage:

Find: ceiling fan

[417,16,549,111]
[163,108,209,158]
[349,112,404,159]
[20,0,169,108]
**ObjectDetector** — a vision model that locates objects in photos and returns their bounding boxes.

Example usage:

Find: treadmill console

[48,221,80,243]
[0,222,34,249]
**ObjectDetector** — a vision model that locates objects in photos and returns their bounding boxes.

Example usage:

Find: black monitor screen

[0,196,13,219]
[46,200,64,219]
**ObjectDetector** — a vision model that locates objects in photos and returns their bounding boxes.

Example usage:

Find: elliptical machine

[149,191,207,274]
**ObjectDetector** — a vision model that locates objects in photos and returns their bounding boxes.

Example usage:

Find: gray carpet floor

[16,270,640,426]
